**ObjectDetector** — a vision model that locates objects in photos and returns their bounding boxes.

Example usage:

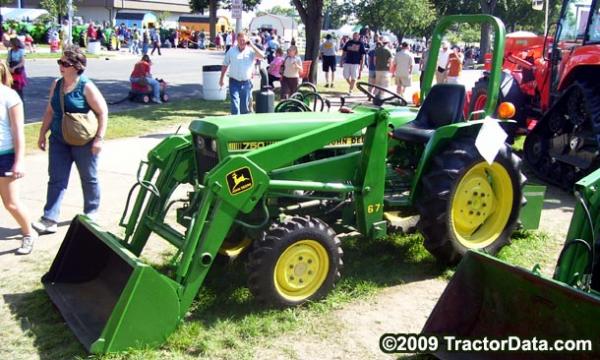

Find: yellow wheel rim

[274,240,329,302]
[450,162,513,249]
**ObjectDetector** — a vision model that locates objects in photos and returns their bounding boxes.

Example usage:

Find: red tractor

[468,0,600,189]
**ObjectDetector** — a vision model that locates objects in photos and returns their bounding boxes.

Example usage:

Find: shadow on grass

[184,232,444,327]
[3,290,87,360]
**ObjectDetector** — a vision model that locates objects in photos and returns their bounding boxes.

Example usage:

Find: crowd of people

[317,28,482,96]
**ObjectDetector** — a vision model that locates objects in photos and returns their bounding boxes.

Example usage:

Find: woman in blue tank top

[32,45,108,235]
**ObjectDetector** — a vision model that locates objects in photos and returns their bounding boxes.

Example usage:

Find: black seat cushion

[393,84,466,143]
[392,121,435,143]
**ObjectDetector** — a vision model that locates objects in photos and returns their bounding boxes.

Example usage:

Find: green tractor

[43,15,525,353]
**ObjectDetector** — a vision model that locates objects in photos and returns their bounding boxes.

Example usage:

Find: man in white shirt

[219,32,265,115]
[393,42,414,97]
[436,41,450,84]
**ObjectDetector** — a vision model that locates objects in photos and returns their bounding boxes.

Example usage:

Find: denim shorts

[0,153,15,176]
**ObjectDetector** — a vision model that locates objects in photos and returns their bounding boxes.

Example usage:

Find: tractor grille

[193,135,219,183]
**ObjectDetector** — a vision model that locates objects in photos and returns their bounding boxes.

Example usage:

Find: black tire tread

[246,215,343,307]
[417,138,525,265]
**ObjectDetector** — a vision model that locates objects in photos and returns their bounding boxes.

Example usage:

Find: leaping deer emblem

[231,172,249,191]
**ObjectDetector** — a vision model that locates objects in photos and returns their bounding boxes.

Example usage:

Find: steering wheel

[356,81,408,106]
[275,98,312,112]
[297,82,318,93]
[302,91,327,112]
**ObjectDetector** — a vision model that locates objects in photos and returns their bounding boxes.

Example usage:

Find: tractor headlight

[211,140,218,152]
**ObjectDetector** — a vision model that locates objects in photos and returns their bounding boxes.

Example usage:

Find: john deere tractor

[42,15,526,353]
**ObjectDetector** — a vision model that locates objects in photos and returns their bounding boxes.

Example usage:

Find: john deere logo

[227,167,253,195]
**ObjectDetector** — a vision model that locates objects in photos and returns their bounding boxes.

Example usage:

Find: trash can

[256,68,274,113]
[202,65,227,101]
[519,184,546,230]
[87,40,101,55]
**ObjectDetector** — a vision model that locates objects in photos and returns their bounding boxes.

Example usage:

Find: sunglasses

[57,60,74,68]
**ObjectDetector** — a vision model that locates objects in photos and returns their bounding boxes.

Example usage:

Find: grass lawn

[24,99,229,153]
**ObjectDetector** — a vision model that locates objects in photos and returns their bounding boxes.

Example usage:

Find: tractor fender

[410,120,516,204]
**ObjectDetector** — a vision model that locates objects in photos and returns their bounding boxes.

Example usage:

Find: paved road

[20,48,227,123]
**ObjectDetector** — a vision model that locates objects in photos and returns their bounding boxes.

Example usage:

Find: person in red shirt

[446,46,463,84]
[87,21,97,42]
[129,55,162,103]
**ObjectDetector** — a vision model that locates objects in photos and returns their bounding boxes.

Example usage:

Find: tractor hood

[189,106,418,155]
[190,111,356,141]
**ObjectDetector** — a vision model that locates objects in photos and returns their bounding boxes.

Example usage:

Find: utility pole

[232,0,242,33]
[544,0,549,35]
[68,0,74,45]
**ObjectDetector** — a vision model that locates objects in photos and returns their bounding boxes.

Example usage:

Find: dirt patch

[256,279,447,360]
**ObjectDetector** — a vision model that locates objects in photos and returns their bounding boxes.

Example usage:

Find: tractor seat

[393,84,466,143]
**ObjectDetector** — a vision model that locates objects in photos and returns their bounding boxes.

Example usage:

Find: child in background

[268,48,284,87]
[280,45,303,99]
[24,33,36,53]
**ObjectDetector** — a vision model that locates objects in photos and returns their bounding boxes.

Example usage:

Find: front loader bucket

[423,251,600,359]
[42,216,182,353]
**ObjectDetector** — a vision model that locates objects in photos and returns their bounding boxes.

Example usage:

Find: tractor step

[383,192,410,207]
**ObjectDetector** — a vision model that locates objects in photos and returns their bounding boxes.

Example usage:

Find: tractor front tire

[247,215,343,307]
[417,138,524,265]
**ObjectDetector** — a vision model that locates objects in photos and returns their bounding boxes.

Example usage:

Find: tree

[478,0,498,61]
[256,5,301,26]
[40,0,76,24]
[0,0,13,38]
[291,0,324,83]
[324,2,352,29]
[157,11,172,27]
[256,5,297,17]
[189,0,261,43]
[352,0,436,43]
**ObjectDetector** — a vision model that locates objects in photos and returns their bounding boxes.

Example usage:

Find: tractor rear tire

[246,215,343,307]
[468,73,527,128]
[417,138,524,265]
[469,77,490,120]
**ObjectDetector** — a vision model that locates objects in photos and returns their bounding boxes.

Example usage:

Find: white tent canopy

[249,14,298,42]
[0,8,49,22]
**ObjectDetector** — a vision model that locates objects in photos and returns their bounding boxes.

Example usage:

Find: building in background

[2,0,193,28]
[178,15,231,34]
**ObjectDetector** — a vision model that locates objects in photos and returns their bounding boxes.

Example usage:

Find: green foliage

[351,0,436,39]
[256,5,297,17]
[256,5,301,23]
[156,11,172,27]
[431,0,562,34]
[39,0,76,20]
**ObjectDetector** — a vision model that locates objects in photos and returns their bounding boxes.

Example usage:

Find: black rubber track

[524,80,600,190]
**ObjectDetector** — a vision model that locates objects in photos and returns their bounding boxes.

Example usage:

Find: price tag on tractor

[475,118,508,165]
